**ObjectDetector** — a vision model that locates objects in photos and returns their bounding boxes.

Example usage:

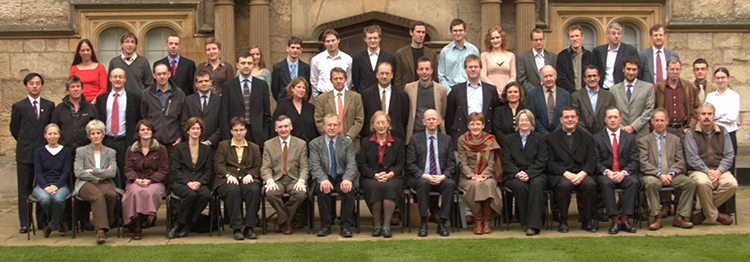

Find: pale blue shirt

[287,58,299,79]
[239,75,253,97]
[653,131,675,177]
[424,131,442,175]
[167,55,180,69]
[324,135,337,168]
[586,86,599,114]
[105,89,127,137]
[466,81,484,115]
[520,131,529,147]
[438,41,479,93]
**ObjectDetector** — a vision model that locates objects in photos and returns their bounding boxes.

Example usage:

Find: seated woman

[33,123,72,238]
[457,112,503,235]
[122,120,168,240]
[168,117,213,239]
[358,111,405,238]
[214,117,262,241]
[501,109,548,236]
[74,120,118,244]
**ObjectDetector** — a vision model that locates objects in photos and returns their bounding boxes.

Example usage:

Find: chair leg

[165,195,171,237]
[406,193,411,233]
[261,193,267,235]
[71,199,76,239]
[27,200,32,240]
[356,194,361,234]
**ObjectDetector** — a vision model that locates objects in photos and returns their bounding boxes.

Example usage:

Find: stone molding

[309,11,440,43]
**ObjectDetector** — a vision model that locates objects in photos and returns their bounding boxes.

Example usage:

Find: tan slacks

[641,175,696,218]
[689,171,738,222]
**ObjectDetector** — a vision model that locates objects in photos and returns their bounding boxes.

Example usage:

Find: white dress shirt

[310,50,353,97]
[378,85,392,113]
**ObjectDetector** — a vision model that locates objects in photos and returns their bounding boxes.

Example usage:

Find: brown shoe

[648,216,663,230]
[391,213,401,226]
[473,206,484,235]
[672,216,694,229]
[274,219,283,233]
[132,216,142,240]
[282,220,294,235]
[59,221,69,233]
[96,230,106,244]
[466,215,475,225]
[43,225,53,238]
[659,206,671,218]
[717,213,733,225]
[692,212,705,225]
[482,201,492,234]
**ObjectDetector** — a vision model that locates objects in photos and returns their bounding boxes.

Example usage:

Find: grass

[2,234,749,261]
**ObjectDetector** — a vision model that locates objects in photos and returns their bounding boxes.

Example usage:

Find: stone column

[215,0,236,64]
[249,0,271,69]
[515,0,536,52]
[480,0,502,46]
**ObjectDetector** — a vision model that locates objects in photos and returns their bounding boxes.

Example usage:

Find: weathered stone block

[734,0,750,17]
[674,50,723,74]
[724,50,750,64]
[687,33,713,50]
[23,40,46,53]
[690,0,734,19]
[0,40,23,53]
[713,33,742,49]
[725,65,750,85]
[670,0,691,18]
[668,33,689,51]
[0,1,22,26]
[46,39,71,52]
[0,54,10,80]
[10,52,71,80]
[19,0,70,27]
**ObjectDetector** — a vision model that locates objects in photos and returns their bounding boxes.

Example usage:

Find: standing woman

[492,82,527,144]
[196,37,235,95]
[249,46,276,112]
[705,67,740,173]
[458,112,503,235]
[272,77,318,142]
[358,111,405,238]
[122,120,168,240]
[480,26,516,99]
[168,117,213,239]
[69,39,107,103]
[33,123,72,237]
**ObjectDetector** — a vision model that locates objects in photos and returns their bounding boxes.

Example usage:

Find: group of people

[10,18,739,244]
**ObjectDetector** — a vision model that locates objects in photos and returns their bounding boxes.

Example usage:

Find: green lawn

[2,234,749,261]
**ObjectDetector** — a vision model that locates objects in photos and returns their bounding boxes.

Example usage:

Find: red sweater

[69,63,107,102]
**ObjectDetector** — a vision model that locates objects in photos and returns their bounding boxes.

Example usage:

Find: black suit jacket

[182,92,222,147]
[592,43,638,88]
[94,90,142,146]
[525,86,572,135]
[360,86,410,141]
[502,131,548,183]
[546,129,598,176]
[405,131,456,181]
[358,137,405,179]
[556,47,597,94]
[351,50,397,93]
[492,103,528,145]
[221,77,272,148]
[593,130,639,176]
[171,141,213,186]
[445,82,500,146]
[10,97,55,164]
[271,59,311,102]
[156,56,196,96]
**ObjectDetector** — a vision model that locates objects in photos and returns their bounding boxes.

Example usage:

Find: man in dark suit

[182,71,221,147]
[272,36,311,102]
[517,28,558,92]
[556,24,597,94]
[394,21,438,90]
[221,51,272,150]
[406,109,456,237]
[94,68,142,188]
[155,35,196,96]
[352,25,397,93]
[445,54,499,146]
[593,22,638,90]
[638,24,679,85]
[361,62,410,141]
[571,65,616,135]
[546,106,598,233]
[10,73,55,233]
[526,65,571,135]
[593,107,640,234]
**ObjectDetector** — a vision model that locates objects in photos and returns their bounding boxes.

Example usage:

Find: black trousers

[408,177,456,221]
[596,174,639,217]
[102,137,127,188]
[172,184,211,226]
[505,175,547,230]
[549,175,596,221]
[216,182,261,230]
[17,163,44,228]
[315,177,355,229]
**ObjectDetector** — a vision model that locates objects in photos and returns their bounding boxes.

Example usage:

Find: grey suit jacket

[610,79,654,139]
[404,80,447,144]
[516,49,557,92]
[638,47,679,84]
[571,87,615,135]
[182,92,222,146]
[637,132,686,178]
[261,136,309,183]
[308,134,357,186]
[73,144,120,196]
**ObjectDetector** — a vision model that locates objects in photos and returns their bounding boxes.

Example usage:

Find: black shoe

[608,223,620,234]
[233,229,244,240]
[582,221,596,233]
[177,229,190,238]
[526,228,538,236]
[317,227,332,237]
[372,227,382,237]
[243,227,257,239]
[340,227,353,238]
[382,228,392,238]
[19,227,28,234]
[620,221,637,233]
[437,224,449,236]
[552,212,562,223]
[418,223,428,237]
[558,221,569,233]
[82,221,95,231]
[597,210,609,222]
[167,224,181,239]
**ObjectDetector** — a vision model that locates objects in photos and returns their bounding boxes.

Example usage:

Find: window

[145,27,177,68]
[564,23,597,51]
[620,22,642,50]
[98,27,130,71]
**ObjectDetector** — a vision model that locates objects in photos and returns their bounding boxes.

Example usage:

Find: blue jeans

[32,185,69,231]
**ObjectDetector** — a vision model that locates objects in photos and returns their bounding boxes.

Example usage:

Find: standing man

[654,57,700,136]
[272,36,311,102]
[10,73,55,233]
[395,21,439,90]
[108,32,153,94]
[593,22,638,90]
[352,25,397,93]
[404,57,448,143]
[556,25,596,94]
[638,24,679,84]
[314,67,364,153]
[445,54,500,146]
[517,28,558,92]
[156,35,196,96]
[221,52,272,149]
[310,29,353,98]
[610,55,654,139]
[182,71,222,147]
[95,68,142,187]
[593,107,640,234]
[571,65,615,135]
[692,58,717,104]
[438,19,480,93]
[52,75,100,150]
[685,103,738,226]
[361,62,410,141]
[525,65,571,135]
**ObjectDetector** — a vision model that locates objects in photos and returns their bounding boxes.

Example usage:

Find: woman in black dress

[272,77,318,142]
[492,82,527,144]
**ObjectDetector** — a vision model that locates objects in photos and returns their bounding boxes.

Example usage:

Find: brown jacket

[653,78,700,128]
[213,139,262,190]
[124,139,169,184]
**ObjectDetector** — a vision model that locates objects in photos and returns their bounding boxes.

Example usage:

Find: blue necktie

[290,63,297,79]
[626,84,632,102]
[329,139,337,180]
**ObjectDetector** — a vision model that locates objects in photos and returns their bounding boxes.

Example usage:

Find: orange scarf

[461,131,503,180]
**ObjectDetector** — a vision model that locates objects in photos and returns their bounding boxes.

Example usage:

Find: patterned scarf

[461,131,503,180]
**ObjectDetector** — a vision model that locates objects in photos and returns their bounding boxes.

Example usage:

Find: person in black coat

[51,75,100,150]
[360,62,410,141]
[272,36,311,102]
[555,25,597,94]
[181,71,221,147]
[155,35,196,96]
[592,22,639,90]
[492,82,528,145]
[445,54,500,146]
[272,77,318,142]
[221,52,272,150]
[351,25,397,93]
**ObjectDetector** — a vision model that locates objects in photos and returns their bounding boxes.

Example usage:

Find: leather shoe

[581,221,596,233]
[96,230,106,244]
[620,221,636,233]
[340,227,353,238]
[418,223,428,237]
[59,221,69,233]
[282,220,294,235]
[372,227,382,237]
[672,215,694,229]
[233,229,244,240]
[659,206,671,218]
[167,224,180,239]
[437,224,449,236]
[43,225,53,238]
[429,213,440,223]
[608,223,620,234]
[19,227,28,234]
[649,216,663,230]
[465,215,474,224]
[558,221,569,233]
[525,228,538,236]
[391,213,401,226]
[317,227,332,237]
[243,227,257,239]
[382,228,392,238]
[692,212,705,225]
[274,219,283,233]
[177,229,190,238]
[717,213,733,225]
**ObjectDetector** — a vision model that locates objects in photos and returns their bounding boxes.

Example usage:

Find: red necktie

[111,93,120,134]
[612,133,620,172]
[171,59,177,76]
[33,100,39,120]
[655,50,663,83]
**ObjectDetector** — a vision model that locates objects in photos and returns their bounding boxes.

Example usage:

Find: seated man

[261,115,308,235]
[593,107,640,234]
[546,106,598,233]
[309,114,358,237]
[638,108,696,230]
[685,103,738,225]
[406,109,457,237]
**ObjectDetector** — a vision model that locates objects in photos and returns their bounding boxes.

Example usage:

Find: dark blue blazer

[525,86,571,135]
[271,58,310,102]
[10,97,55,164]
[592,129,639,176]
[445,82,500,146]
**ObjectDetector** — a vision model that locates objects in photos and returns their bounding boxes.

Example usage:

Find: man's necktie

[546,89,555,126]
[33,100,39,120]
[337,93,345,135]
[171,59,177,76]
[656,50,664,83]
[612,133,620,172]
[290,63,297,79]
[243,79,251,124]
[659,135,668,174]
[201,95,208,120]
[282,141,288,176]
[329,139,337,180]
[626,84,632,102]
[111,94,119,134]
[429,136,437,175]
[381,90,387,112]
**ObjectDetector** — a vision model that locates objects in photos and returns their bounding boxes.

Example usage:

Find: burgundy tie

[655,50,664,83]
[171,59,177,76]
[612,133,620,172]
[33,100,39,120]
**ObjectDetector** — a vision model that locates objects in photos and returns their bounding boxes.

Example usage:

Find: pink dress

[480,52,516,96]
[69,63,107,102]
